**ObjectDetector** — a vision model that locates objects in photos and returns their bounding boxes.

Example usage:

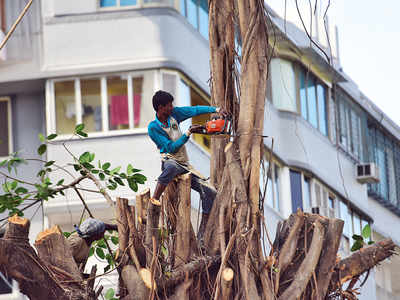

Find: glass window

[270,59,297,112]
[0,99,10,157]
[107,76,129,131]
[303,177,312,211]
[198,0,208,40]
[100,0,117,7]
[317,84,327,136]
[307,77,318,129]
[191,87,211,152]
[290,170,303,212]
[273,164,280,211]
[81,79,102,133]
[352,213,361,236]
[339,200,350,237]
[300,71,308,120]
[187,0,198,30]
[180,0,187,17]
[120,0,137,5]
[328,196,335,210]
[55,81,76,135]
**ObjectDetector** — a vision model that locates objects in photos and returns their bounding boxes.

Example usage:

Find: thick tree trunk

[35,225,83,285]
[0,216,90,300]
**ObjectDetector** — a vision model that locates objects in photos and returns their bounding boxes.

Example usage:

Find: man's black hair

[152,90,174,112]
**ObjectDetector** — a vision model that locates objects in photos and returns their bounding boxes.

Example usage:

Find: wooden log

[4,214,30,242]
[221,268,234,300]
[121,265,154,300]
[330,238,396,286]
[136,188,150,232]
[34,225,83,284]
[169,277,192,300]
[116,197,129,255]
[274,211,304,293]
[278,220,325,300]
[159,255,220,291]
[145,197,161,267]
[0,216,88,300]
[174,173,192,267]
[125,204,142,271]
[314,218,344,299]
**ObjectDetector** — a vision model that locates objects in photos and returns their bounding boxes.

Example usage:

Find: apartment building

[0,1,399,299]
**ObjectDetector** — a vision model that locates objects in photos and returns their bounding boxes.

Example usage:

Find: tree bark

[145,197,161,267]
[122,265,152,300]
[34,225,83,284]
[136,188,150,232]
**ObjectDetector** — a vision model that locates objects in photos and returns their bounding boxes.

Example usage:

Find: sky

[267,0,400,127]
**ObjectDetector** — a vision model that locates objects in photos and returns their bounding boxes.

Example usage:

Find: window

[302,177,312,212]
[0,98,12,157]
[100,0,137,7]
[161,71,212,153]
[368,124,400,210]
[335,88,365,161]
[50,71,155,136]
[290,170,303,212]
[339,200,351,237]
[260,159,281,212]
[180,0,209,40]
[298,67,328,135]
[313,181,336,218]
[270,58,297,112]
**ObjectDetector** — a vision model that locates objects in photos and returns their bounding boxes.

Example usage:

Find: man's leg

[152,160,187,200]
[191,175,217,241]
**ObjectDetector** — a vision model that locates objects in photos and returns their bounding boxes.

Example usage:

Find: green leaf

[97,239,107,249]
[96,247,105,259]
[102,162,111,170]
[38,133,45,142]
[91,169,99,174]
[88,247,94,257]
[10,181,17,190]
[99,173,105,180]
[76,131,88,137]
[82,162,95,170]
[56,179,64,186]
[47,133,58,140]
[37,169,45,177]
[105,288,114,300]
[79,152,91,163]
[38,144,47,155]
[0,159,7,167]
[133,173,147,184]
[63,232,72,238]
[351,240,363,252]
[127,164,134,175]
[15,187,28,194]
[362,224,371,240]
[110,166,121,175]
[75,124,85,132]
[368,240,375,245]
[104,265,111,273]
[128,178,138,192]
[114,177,124,186]
[111,236,118,245]
[45,160,55,167]
[352,234,363,241]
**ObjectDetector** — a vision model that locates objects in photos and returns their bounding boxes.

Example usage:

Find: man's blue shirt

[148,106,216,154]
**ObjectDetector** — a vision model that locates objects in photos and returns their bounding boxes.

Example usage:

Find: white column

[101,77,108,132]
[75,79,82,125]
[127,76,134,129]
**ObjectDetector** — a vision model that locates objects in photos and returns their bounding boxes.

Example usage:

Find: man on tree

[68,218,118,265]
[148,90,226,241]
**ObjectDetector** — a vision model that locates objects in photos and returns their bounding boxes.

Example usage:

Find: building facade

[0,1,399,299]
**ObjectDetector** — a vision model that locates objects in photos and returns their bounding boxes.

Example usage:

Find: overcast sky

[267,0,400,126]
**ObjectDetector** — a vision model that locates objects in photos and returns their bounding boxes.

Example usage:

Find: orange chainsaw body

[206,118,227,134]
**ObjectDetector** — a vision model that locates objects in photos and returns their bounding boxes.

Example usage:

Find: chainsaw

[189,115,232,136]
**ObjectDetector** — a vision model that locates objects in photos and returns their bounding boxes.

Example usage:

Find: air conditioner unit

[356,163,380,184]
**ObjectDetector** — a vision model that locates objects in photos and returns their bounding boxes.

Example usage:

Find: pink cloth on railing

[110,94,141,126]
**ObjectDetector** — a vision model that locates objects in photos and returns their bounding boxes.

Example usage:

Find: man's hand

[189,124,205,134]
[216,107,229,117]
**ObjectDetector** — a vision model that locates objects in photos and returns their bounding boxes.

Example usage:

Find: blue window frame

[180,0,209,40]
[100,0,136,7]
[298,66,328,136]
